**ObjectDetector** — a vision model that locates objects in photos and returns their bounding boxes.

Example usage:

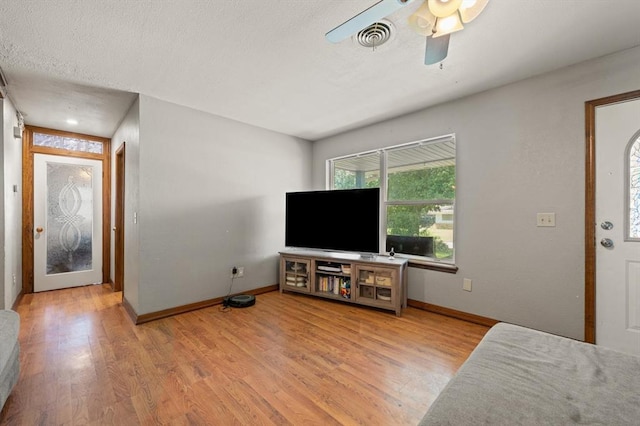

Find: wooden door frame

[584,89,640,343]
[114,143,125,292]
[22,126,111,294]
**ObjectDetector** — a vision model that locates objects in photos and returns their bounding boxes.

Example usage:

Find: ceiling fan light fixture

[407,1,436,36]
[432,12,464,37]
[325,0,488,67]
[459,0,489,23]
[427,0,463,18]
[425,33,450,64]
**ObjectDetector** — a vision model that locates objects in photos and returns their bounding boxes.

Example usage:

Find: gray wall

[1,97,21,309]
[312,46,640,340]
[110,97,141,312]
[134,95,312,315]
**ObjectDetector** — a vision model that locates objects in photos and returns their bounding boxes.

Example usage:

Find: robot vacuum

[223,294,256,308]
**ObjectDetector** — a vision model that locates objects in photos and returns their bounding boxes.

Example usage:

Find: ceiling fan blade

[326,0,416,43]
[424,34,449,65]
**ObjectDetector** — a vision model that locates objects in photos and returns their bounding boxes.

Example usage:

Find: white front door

[595,98,640,355]
[33,154,103,292]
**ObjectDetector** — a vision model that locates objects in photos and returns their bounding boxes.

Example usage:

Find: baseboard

[407,299,499,327]
[132,284,278,325]
[11,290,23,311]
[122,296,138,324]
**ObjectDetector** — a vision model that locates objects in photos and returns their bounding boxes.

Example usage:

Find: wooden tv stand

[279,250,408,316]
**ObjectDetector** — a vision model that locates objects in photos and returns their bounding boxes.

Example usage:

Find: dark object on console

[385,235,434,257]
[285,188,380,254]
[223,294,256,308]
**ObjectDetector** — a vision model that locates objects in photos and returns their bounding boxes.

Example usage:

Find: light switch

[463,278,472,292]
[537,213,555,227]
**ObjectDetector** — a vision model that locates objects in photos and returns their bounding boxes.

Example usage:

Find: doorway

[585,90,640,355]
[114,143,125,293]
[22,126,111,293]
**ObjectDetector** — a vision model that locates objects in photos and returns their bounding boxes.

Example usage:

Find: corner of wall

[2,97,22,310]
[110,95,141,314]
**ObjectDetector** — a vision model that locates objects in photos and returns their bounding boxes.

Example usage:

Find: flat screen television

[285,188,380,254]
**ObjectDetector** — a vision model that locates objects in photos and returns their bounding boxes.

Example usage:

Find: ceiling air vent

[355,20,393,49]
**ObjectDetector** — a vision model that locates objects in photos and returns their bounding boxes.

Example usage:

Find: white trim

[380,149,388,254]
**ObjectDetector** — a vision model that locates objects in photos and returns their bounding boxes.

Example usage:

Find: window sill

[406,258,458,274]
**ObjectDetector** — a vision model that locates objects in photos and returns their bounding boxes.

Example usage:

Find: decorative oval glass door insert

[46,162,94,274]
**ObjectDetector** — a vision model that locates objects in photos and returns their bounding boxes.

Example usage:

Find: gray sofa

[0,310,19,412]
[420,323,640,425]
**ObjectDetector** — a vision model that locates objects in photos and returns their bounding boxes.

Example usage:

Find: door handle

[600,238,614,248]
[600,221,613,230]
[35,227,44,233]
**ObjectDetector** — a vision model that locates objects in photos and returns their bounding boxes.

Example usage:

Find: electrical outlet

[536,212,556,227]
[231,266,245,278]
[463,278,472,292]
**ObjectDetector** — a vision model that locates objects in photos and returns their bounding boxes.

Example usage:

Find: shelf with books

[315,274,352,300]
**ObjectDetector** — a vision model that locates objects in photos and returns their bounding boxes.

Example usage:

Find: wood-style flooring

[1,285,489,425]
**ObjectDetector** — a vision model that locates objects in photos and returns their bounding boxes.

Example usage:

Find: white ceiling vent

[355,20,394,49]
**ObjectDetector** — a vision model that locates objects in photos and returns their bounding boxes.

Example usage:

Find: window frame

[328,134,458,273]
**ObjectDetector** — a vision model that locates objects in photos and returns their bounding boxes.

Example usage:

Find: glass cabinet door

[283,259,310,292]
[355,266,396,306]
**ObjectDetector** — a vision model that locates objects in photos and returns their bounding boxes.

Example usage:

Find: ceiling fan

[326,0,490,65]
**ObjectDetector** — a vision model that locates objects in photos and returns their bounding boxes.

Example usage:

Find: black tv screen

[285,188,380,254]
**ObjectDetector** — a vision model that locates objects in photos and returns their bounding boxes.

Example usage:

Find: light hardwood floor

[1,285,488,425]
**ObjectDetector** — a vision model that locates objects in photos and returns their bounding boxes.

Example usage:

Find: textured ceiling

[1,0,639,140]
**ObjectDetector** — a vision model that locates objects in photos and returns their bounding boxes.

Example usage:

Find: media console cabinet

[279,250,408,316]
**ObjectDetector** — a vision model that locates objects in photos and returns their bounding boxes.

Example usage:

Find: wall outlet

[463,278,472,292]
[231,266,244,278]
[536,212,556,227]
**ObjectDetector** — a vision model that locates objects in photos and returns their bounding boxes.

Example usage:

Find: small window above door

[33,132,103,154]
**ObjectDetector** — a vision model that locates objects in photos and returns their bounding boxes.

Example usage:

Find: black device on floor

[223,294,256,308]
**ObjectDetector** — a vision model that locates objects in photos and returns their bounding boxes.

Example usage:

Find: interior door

[595,98,640,355]
[33,154,103,292]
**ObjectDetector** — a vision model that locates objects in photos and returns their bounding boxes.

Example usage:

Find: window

[33,132,104,154]
[628,133,640,240]
[329,135,456,264]
[331,151,380,190]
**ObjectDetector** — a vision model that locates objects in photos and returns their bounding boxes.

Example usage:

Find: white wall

[110,97,140,312]
[1,97,22,309]
[312,46,640,340]
[135,95,312,315]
